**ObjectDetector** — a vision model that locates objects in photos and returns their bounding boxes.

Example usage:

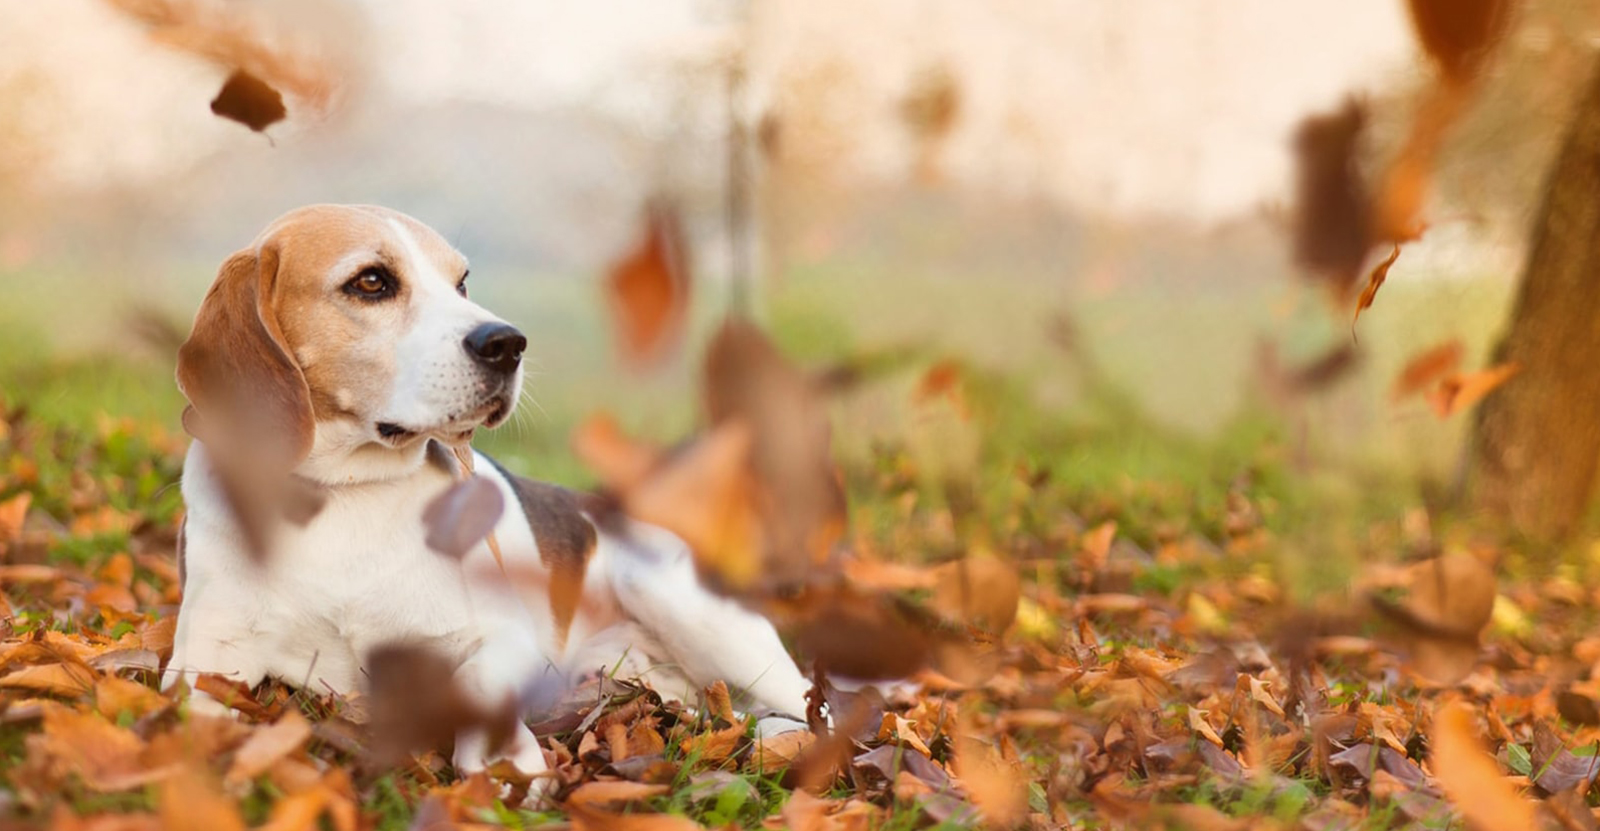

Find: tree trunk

[1472,57,1600,540]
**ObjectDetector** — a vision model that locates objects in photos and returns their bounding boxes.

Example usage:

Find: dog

[161,204,813,782]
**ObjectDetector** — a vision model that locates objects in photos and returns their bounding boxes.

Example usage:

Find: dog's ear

[176,244,314,463]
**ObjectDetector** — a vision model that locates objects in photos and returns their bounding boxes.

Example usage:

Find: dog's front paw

[454,721,554,807]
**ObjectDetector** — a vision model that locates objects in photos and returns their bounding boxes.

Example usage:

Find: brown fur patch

[488,458,598,647]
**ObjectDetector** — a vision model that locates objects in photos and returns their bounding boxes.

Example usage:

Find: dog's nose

[463,323,526,374]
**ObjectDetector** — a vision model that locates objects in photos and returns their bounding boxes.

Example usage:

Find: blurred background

[1,0,1595,558]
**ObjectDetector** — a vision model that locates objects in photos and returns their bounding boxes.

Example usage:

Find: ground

[1,272,1597,831]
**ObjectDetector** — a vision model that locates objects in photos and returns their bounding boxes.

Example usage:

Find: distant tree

[1471,54,1600,539]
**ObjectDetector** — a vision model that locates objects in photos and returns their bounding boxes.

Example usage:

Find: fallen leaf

[0,662,95,696]
[565,780,671,807]
[226,710,312,785]
[159,765,248,831]
[928,556,1020,635]
[1430,700,1536,830]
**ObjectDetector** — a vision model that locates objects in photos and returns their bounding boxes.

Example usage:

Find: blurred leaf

[606,200,689,368]
[1406,0,1514,85]
[210,69,286,133]
[1392,339,1464,401]
[1427,363,1520,418]
[1292,99,1371,290]
[421,475,505,560]
[1352,245,1402,332]
[1431,700,1535,830]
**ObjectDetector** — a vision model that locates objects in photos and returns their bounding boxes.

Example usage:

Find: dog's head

[177,204,523,481]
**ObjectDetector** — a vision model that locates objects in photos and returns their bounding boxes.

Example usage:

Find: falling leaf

[914,360,968,418]
[1406,0,1514,85]
[606,200,689,368]
[702,319,848,588]
[421,476,505,560]
[1427,363,1520,418]
[102,0,340,115]
[210,69,286,133]
[1430,700,1536,830]
[928,557,1020,635]
[1292,99,1372,291]
[364,642,513,765]
[1392,339,1464,401]
[1352,245,1402,332]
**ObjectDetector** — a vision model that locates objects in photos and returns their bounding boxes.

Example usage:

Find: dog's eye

[344,267,396,300]
[456,272,468,297]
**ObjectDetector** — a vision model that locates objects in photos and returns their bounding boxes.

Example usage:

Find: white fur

[165,214,812,789]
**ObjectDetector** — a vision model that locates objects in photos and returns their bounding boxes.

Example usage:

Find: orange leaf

[1430,700,1535,830]
[159,765,248,831]
[31,705,171,792]
[1352,245,1402,331]
[0,662,96,697]
[565,780,671,808]
[226,710,312,785]
[1427,363,1520,418]
[1392,339,1464,401]
[606,200,689,368]
[0,491,29,541]
[94,676,170,721]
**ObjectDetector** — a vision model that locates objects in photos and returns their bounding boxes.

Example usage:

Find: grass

[0,254,1562,830]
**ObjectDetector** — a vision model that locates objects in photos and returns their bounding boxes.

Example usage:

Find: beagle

[162,204,812,782]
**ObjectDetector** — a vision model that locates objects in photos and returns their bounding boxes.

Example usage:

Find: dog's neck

[294,419,450,488]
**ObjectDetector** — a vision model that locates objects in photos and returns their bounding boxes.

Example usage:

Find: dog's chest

[260,475,481,645]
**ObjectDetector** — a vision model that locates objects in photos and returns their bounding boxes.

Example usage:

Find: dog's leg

[604,528,812,722]
[163,599,268,716]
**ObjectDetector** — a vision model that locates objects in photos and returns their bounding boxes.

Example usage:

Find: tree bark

[1473,57,1600,540]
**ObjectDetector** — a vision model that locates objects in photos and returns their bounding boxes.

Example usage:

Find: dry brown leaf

[565,780,671,807]
[704,680,737,725]
[1427,363,1520,418]
[0,662,96,697]
[1406,0,1514,85]
[953,733,1028,827]
[102,0,339,112]
[1292,99,1371,291]
[27,705,167,792]
[225,710,312,785]
[568,804,705,831]
[1392,339,1465,401]
[94,676,170,720]
[1352,245,1402,331]
[1431,700,1536,830]
[606,200,689,367]
[928,557,1020,635]
[159,765,248,831]
[0,491,29,542]
[702,320,847,588]
[256,784,332,831]
[210,69,285,133]
[751,730,815,775]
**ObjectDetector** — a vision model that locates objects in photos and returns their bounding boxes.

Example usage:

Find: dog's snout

[463,323,526,374]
